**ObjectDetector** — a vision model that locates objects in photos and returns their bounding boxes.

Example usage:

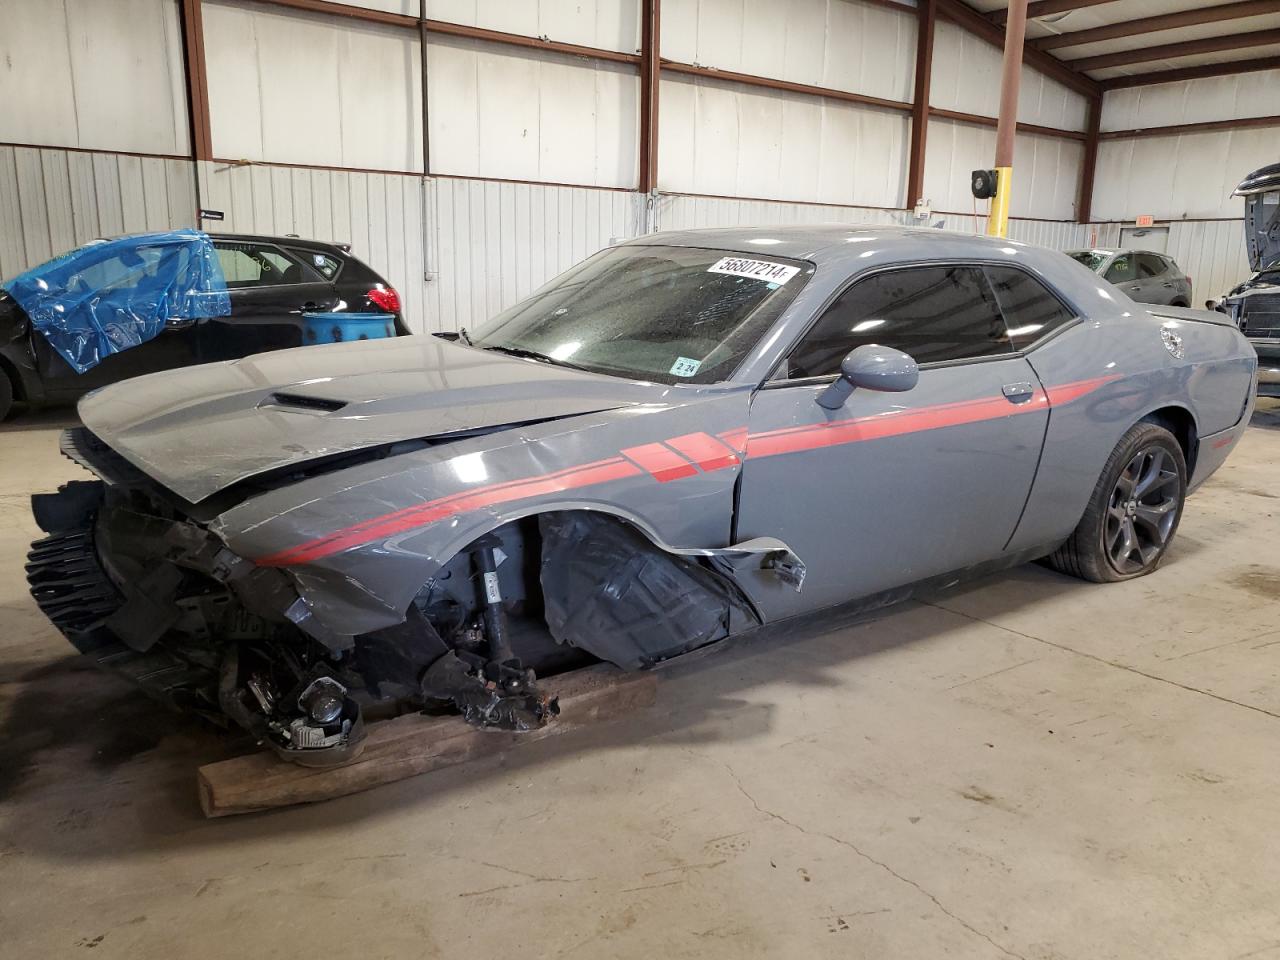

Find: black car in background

[0,233,408,420]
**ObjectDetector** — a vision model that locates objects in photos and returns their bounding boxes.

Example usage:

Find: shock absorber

[472,534,515,667]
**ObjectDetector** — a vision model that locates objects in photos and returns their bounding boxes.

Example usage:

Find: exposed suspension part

[418,535,559,731]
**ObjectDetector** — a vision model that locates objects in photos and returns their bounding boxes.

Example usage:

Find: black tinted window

[984,266,1077,349]
[786,266,1009,378]
[1137,254,1166,278]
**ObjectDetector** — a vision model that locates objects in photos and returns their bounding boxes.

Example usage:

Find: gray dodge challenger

[27,226,1257,764]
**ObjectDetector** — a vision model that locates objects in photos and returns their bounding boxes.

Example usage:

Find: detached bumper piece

[26,525,120,654]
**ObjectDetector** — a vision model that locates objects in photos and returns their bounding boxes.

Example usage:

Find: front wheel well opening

[408,509,749,676]
[1142,406,1197,475]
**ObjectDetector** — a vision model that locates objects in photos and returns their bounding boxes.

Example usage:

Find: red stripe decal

[622,442,699,482]
[1043,374,1121,406]
[746,394,1039,459]
[717,427,749,454]
[254,375,1118,566]
[666,431,741,472]
[258,457,642,567]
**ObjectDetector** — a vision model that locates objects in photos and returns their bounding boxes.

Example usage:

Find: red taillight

[366,286,400,314]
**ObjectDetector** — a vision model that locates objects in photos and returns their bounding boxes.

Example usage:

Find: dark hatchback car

[1066,248,1193,307]
[0,233,408,419]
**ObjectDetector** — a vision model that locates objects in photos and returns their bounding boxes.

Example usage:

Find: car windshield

[469,244,811,384]
[1068,250,1109,272]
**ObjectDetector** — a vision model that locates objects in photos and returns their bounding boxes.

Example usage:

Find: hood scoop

[261,392,349,413]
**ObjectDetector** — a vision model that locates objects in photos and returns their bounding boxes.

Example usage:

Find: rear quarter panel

[1008,310,1255,553]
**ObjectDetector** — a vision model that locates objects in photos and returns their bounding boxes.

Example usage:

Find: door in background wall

[1120,226,1169,253]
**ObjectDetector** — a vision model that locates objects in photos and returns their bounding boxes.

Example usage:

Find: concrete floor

[1,405,1279,960]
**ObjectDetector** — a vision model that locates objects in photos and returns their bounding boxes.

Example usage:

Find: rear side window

[785,265,1010,377]
[287,247,342,280]
[983,266,1077,350]
[1137,254,1167,278]
[214,242,320,288]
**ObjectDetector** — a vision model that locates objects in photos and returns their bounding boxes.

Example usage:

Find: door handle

[1128,285,1142,291]
[1002,382,1035,404]
[302,301,320,311]
[1162,282,1174,288]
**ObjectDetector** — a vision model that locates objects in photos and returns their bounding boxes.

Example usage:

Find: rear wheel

[0,368,13,421]
[1047,421,1187,583]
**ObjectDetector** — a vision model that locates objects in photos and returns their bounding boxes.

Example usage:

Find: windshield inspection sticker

[708,256,800,285]
[669,356,702,378]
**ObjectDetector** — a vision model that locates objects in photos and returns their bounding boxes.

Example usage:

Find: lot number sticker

[708,257,800,285]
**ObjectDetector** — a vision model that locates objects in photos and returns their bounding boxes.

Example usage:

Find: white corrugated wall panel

[423,177,645,331]
[0,147,196,280]
[662,0,915,104]
[1166,221,1251,303]
[929,20,1087,131]
[197,160,428,333]
[1093,128,1279,221]
[0,0,190,156]
[203,0,424,173]
[1102,71,1280,131]
[924,119,1082,220]
[424,0,642,54]
[426,36,639,189]
[657,74,909,207]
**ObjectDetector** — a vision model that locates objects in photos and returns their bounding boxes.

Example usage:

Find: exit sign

[1135,214,1155,227]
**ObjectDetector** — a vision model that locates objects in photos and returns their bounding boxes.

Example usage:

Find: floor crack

[686,748,1028,960]
[925,600,1280,723]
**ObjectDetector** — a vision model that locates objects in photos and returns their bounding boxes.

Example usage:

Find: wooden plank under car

[197,663,659,818]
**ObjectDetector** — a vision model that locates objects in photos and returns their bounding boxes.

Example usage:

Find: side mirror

[816,344,919,410]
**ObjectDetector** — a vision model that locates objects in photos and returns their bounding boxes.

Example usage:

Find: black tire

[1047,421,1187,583]
[0,368,13,421]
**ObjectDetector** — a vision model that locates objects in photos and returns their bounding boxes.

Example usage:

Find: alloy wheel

[1103,446,1181,575]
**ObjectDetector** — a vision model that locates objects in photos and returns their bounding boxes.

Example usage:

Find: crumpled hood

[79,335,672,503]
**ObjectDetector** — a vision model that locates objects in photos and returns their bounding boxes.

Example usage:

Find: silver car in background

[1068,249,1193,307]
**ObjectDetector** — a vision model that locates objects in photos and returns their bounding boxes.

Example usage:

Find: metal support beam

[1034,0,1280,51]
[937,0,1099,97]
[988,0,1028,238]
[906,0,937,209]
[660,61,913,113]
[1100,54,1280,88]
[1099,113,1280,140]
[639,0,661,194]
[991,0,1118,24]
[1076,94,1100,223]
[1069,28,1280,72]
[178,0,213,163]
[929,108,1084,140]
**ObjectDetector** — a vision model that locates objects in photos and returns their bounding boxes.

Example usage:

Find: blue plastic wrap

[2,230,231,374]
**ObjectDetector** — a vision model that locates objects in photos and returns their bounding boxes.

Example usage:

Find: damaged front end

[29,429,800,766]
[28,431,370,764]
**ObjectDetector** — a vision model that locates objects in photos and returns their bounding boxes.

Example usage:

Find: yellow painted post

[987,166,1012,238]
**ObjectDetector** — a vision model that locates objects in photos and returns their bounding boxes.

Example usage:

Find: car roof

[207,232,350,253]
[621,223,1054,268]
